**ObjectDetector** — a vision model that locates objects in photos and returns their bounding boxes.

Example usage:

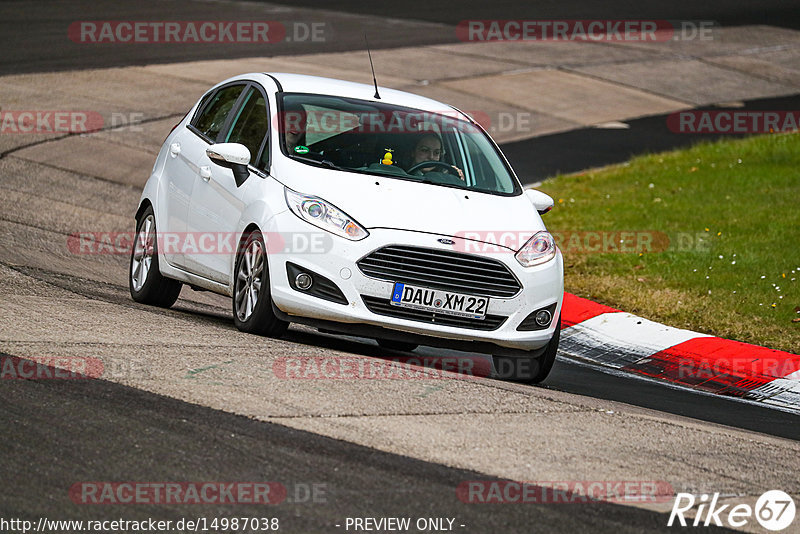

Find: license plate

[390,282,489,319]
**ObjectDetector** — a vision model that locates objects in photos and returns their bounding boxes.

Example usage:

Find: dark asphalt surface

[545,358,800,441]
[1,357,728,534]
[504,94,800,180]
[0,0,457,76]
[5,0,800,76]
[265,0,800,29]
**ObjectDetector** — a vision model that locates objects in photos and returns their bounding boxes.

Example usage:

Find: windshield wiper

[290,155,343,170]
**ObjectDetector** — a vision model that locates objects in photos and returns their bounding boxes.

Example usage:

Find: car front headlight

[515,231,556,267]
[284,187,368,241]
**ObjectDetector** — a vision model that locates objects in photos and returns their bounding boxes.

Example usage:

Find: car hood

[274,162,545,251]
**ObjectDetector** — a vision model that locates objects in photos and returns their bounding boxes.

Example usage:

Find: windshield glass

[278,93,521,196]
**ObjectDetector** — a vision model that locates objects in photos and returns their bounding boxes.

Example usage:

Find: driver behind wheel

[407,131,464,181]
[283,106,307,154]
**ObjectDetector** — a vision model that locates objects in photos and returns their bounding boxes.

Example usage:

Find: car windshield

[278,93,521,196]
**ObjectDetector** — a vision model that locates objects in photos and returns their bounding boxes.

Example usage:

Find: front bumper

[266,211,564,354]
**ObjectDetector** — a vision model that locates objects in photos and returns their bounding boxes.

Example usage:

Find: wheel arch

[134,198,153,223]
[229,222,263,290]
[239,223,262,248]
[242,222,260,233]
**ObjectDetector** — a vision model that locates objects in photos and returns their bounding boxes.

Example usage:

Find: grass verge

[537,132,799,353]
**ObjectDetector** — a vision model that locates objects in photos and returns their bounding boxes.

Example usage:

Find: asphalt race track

[2,361,715,533]
[6,0,800,75]
[1,2,799,533]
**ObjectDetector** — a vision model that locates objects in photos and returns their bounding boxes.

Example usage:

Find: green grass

[537,132,800,353]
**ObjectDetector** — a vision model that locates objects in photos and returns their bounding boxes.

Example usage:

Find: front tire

[493,318,560,384]
[129,206,182,308]
[232,230,288,337]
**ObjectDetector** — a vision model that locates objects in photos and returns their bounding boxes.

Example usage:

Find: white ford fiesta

[130,72,564,382]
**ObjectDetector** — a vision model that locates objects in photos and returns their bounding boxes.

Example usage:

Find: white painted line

[784,369,800,381]
[560,312,710,369]
[749,378,800,411]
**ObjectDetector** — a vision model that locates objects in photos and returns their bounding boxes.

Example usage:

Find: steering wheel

[407,160,459,176]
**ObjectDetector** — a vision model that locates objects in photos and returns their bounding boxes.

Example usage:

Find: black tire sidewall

[129,206,181,306]
[532,319,560,382]
[493,316,561,384]
[232,231,288,337]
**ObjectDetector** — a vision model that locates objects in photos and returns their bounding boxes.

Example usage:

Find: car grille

[361,296,507,331]
[356,245,521,298]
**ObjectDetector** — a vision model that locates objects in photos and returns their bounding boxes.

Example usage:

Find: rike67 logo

[668,490,796,531]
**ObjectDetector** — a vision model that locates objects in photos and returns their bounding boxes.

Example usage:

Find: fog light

[534,309,552,327]
[517,303,557,331]
[295,273,313,290]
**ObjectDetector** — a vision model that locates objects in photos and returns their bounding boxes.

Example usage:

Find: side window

[462,133,510,193]
[192,84,245,141]
[225,87,270,169]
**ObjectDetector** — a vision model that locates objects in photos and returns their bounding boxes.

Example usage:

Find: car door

[186,84,271,284]
[161,82,247,268]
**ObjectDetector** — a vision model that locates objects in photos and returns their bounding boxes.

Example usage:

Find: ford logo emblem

[437,238,455,245]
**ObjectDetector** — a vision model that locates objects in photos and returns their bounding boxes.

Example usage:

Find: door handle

[200,166,211,182]
[169,142,181,157]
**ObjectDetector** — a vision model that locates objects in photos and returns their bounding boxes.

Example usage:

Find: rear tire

[129,206,182,308]
[493,318,560,384]
[232,230,289,337]
[376,339,419,352]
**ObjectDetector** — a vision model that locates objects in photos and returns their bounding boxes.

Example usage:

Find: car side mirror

[207,143,251,187]
[525,189,554,215]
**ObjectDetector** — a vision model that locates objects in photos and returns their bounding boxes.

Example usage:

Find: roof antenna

[365,34,381,99]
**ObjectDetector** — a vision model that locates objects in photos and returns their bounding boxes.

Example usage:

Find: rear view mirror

[525,189,554,215]
[207,143,251,187]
